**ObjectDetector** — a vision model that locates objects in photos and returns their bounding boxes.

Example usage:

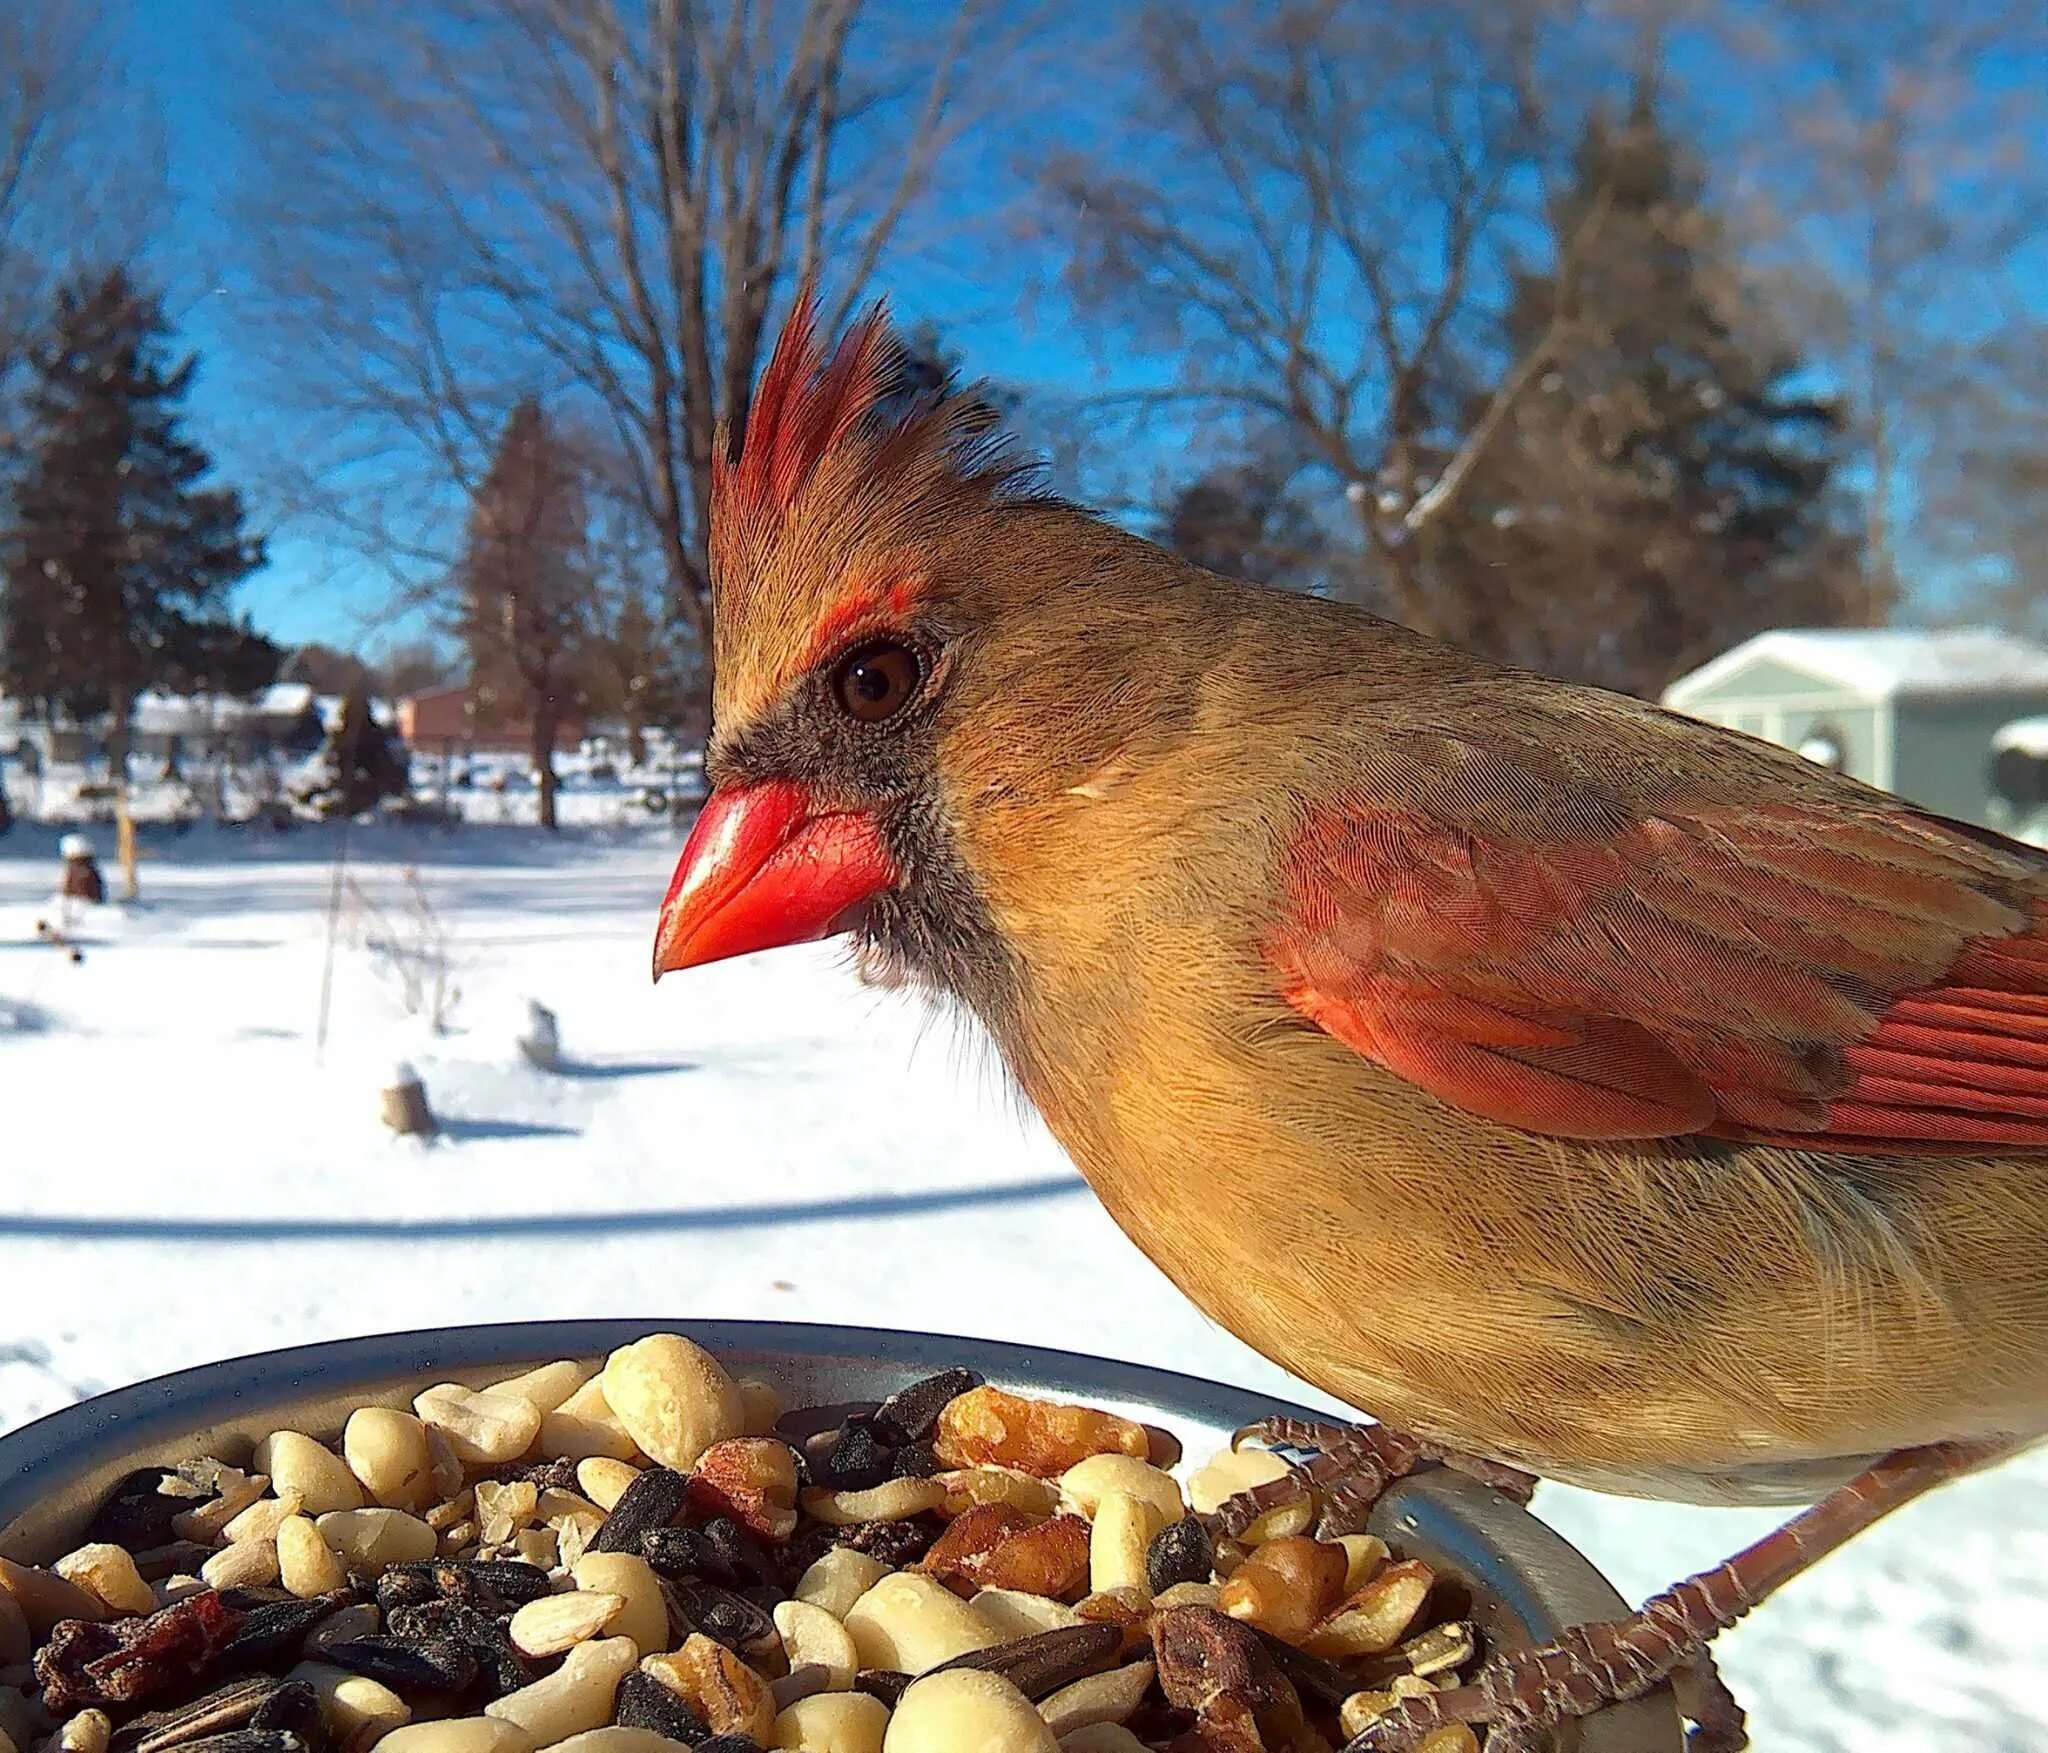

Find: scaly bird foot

[1342,1592,1747,1753]
[1208,1415,1539,1540]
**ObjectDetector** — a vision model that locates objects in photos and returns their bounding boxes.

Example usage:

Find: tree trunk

[532,694,560,833]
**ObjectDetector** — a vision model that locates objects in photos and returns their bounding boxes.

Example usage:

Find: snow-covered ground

[2,821,2044,1753]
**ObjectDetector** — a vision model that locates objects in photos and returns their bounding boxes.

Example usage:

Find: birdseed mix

[0,1336,1489,1753]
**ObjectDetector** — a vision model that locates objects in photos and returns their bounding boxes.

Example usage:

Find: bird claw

[1209,1418,1539,1540]
[1340,1617,1746,1753]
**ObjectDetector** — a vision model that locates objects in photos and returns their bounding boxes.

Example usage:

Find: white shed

[1660,627,2048,828]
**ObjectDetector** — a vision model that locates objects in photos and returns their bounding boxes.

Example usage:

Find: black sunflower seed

[220,1599,338,1666]
[887,1441,940,1480]
[84,1468,190,1551]
[870,1367,982,1446]
[692,1738,763,1753]
[110,1677,281,1753]
[323,1636,478,1694]
[819,1420,891,1492]
[932,1623,1123,1698]
[172,1734,309,1753]
[249,1680,327,1753]
[375,1560,550,1618]
[852,1670,911,1708]
[659,1579,774,1657]
[612,1670,709,1744]
[589,1467,690,1553]
[386,1602,536,1698]
[640,1525,720,1583]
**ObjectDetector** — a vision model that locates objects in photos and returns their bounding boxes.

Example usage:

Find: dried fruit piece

[917,1505,1037,1590]
[1145,1518,1215,1595]
[38,1589,243,1712]
[1216,1537,1348,1647]
[931,1389,1147,1478]
[638,1635,774,1744]
[973,1516,1091,1600]
[1300,1559,1435,1659]
[1150,1605,1305,1747]
[688,1441,800,1544]
[612,1671,708,1744]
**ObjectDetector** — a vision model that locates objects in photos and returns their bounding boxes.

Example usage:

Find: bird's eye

[830,638,923,724]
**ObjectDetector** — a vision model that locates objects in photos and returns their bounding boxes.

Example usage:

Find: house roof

[1663,628,2048,709]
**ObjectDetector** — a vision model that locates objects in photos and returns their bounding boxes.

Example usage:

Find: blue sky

[109,1,2047,654]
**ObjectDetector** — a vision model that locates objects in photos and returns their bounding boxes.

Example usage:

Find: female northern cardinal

[654,298,2048,1751]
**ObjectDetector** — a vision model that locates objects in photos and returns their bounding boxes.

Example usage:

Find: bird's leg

[1209,1415,1538,1540]
[1346,1438,2016,1753]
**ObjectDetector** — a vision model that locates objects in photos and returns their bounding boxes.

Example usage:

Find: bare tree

[237,0,1030,677]
[1043,0,1639,632]
[1705,0,2048,618]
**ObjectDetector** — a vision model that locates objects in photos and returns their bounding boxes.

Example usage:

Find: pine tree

[455,397,591,831]
[0,269,265,762]
[1427,81,1860,696]
[296,685,410,819]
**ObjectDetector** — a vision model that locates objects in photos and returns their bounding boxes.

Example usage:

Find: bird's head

[651,294,1125,1006]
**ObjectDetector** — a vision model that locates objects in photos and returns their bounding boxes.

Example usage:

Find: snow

[3,824,2047,1751]
[1993,715,2048,759]
[1663,626,2048,707]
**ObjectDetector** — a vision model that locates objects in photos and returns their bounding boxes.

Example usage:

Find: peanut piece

[970,1589,1084,1640]
[509,1592,625,1659]
[51,1546,154,1617]
[377,1724,535,1753]
[485,1637,637,1746]
[539,1378,639,1463]
[737,1377,784,1437]
[843,1572,1003,1675]
[1302,1559,1436,1658]
[794,1548,890,1620]
[413,1385,543,1466]
[344,1409,436,1511]
[773,1599,858,1691]
[884,1669,1059,1752]
[570,1553,668,1657]
[1058,1456,1185,1528]
[1217,1536,1348,1646]
[772,1690,888,1752]
[572,1459,641,1513]
[279,1515,349,1598]
[316,1508,438,1576]
[224,1491,306,1546]
[600,1334,743,1471]
[1087,1494,1162,1599]
[799,1479,944,1526]
[57,1709,111,1753]
[287,1661,412,1748]
[1186,1449,1312,1543]
[1037,1660,1154,1737]
[170,1469,270,1543]
[485,1360,593,1415]
[200,1539,279,1592]
[933,1469,1060,1522]
[254,1432,367,1514]
[1337,1534,1390,1592]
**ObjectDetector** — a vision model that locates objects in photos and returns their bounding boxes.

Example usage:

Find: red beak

[652,780,899,978]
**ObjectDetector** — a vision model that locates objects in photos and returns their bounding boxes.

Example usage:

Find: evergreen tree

[1427,82,1861,696]
[1160,450,1346,596]
[0,269,265,761]
[295,685,410,819]
[455,396,592,831]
